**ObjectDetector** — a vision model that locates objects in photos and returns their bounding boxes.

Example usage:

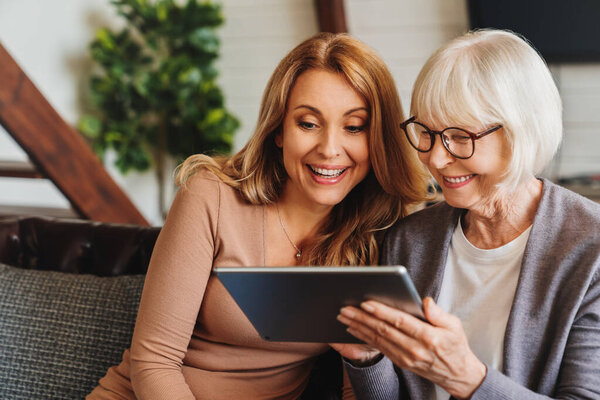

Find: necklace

[276,203,302,260]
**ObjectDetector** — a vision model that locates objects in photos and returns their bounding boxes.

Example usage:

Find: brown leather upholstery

[0,216,160,276]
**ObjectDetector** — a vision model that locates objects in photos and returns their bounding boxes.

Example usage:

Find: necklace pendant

[296,252,301,260]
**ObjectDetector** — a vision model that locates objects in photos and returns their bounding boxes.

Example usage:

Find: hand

[337,297,486,399]
[329,342,381,367]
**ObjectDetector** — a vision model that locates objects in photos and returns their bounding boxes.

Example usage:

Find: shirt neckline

[453,217,532,265]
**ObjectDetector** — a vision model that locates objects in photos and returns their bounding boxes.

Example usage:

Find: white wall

[552,64,600,177]
[218,0,318,150]
[0,0,317,225]
[0,0,598,225]
[347,0,468,114]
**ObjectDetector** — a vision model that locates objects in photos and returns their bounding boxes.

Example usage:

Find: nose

[317,127,342,159]
[425,135,454,169]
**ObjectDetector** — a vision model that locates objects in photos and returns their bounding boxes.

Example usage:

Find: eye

[298,121,318,130]
[447,130,471,144]
[345,125,365,134]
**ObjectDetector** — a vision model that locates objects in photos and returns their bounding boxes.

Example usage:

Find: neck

[276,193,332,245]
[462,177,542,249]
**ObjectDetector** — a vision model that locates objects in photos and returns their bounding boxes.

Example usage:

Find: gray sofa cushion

[0,263,145,399]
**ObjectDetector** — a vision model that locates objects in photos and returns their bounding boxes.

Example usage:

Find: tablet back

[214,266,423,343]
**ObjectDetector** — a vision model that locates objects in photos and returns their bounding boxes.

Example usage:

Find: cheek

[280,133,314,176]
[499,141,513,171]
[352,137,371,168]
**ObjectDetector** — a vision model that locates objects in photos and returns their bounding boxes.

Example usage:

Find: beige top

[87,170,334,400]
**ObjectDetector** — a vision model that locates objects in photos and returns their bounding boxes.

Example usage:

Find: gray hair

[411,29,562,191]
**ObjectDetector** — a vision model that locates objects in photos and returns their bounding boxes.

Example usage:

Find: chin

[317,198,345,207]
[441,193,476,210]
[311,193,348,208]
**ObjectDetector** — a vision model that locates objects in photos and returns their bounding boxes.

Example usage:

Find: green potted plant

[78,0,239,218]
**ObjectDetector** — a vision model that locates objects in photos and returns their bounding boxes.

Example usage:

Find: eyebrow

[294,105,369,116]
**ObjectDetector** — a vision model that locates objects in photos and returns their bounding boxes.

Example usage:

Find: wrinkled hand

[329,342,381,367]
[337,297,486,399]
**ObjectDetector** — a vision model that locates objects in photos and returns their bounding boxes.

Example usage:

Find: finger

[340,304,439,365]
[329,342,381,363]
[336,313,353,327]
[341,307,422,355]
[422,297,461,331]
[338,306,375,326]
[346,324,430,371]
[329,343,365,359]
[360,300,432,340]
[328,343,345,352]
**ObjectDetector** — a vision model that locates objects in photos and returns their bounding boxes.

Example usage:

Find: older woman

[333,29,600,399]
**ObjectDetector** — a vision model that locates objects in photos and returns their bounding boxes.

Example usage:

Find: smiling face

[276,69,371,211]
[417,121,511,210]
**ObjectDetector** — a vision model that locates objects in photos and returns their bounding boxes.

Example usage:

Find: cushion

[0,263,145,399]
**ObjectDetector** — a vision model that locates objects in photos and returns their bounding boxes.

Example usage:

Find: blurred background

[0,0,599,226]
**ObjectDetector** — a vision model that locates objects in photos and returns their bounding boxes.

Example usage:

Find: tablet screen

[214,266,423,343]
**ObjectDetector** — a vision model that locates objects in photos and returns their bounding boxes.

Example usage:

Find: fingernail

[424,297,437,315]
[361,302,375,313]
[337,314,350,325]
[425,297,436,308]
[340,307,355,318]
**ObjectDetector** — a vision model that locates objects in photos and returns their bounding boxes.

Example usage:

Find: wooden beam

[0,204,78,219]
[314,0,348,33]
[0,160,43,179]
[0,43,149,226]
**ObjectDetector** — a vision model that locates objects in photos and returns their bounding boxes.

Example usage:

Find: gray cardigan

[346,179,600,399]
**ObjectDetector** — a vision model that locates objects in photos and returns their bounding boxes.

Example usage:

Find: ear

[275,132,283,148]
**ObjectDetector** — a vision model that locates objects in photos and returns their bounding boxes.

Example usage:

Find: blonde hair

[177,32,428,265]
[411,29,562,191]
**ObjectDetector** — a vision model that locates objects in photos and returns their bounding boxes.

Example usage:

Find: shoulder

[531,179,600,285]
[380,201,460,266]
[387,201,459,239]
[181,168,244,205]
[537,179,600,239]
[168,168,253,226]
[542,178,600,215]
[182,168,222,191]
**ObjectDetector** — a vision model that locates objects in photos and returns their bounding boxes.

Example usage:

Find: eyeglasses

[400,116,503,159]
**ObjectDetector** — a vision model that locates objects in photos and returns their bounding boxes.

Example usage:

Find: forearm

[128,304,199,399]
[344,356,399,400]
[130,361,195,400]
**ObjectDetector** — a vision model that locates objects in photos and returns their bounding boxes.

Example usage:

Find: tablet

[214,265,424,343]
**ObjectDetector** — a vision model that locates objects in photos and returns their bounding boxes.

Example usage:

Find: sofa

[0,216,341,399]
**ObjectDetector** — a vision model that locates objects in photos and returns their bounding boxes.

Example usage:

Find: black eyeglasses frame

[400,116,503,159]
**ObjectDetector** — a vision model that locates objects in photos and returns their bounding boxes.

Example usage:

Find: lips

[308,165,347,178]
[441,174,476,189]
[307,164,350,185]
[443,174,475,184]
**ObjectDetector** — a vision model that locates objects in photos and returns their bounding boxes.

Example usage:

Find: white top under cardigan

[434,219,531,400]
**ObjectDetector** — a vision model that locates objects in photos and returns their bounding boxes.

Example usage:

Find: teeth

[445,175,473,183]
[310,166,346,177]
